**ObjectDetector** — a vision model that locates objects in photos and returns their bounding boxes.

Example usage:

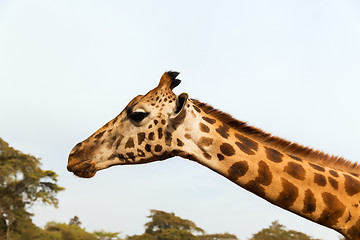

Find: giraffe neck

[180,102,360,239]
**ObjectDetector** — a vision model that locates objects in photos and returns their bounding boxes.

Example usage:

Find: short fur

[192,99,360,175]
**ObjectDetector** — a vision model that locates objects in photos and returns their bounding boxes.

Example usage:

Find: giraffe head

[67,72,192,178]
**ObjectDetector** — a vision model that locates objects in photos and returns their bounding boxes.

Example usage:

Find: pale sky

[1,1,360,239]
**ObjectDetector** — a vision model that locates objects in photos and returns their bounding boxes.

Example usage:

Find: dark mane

[191,99,360,175]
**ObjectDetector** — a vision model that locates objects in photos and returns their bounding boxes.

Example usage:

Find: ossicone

[158,71,181,90]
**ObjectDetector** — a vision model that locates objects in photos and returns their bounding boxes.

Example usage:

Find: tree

[45,221,97,240]
[145,210,204,235]
[0,138,64,239]
[69,216,81,227]
[198,233,238,240]
[93,229,122,240]
[250,221,320,240]
[127,210,238,240]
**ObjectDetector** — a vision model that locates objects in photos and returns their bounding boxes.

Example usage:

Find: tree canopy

[145,210,204,235]
[250,221,320,240]
[128,210,238,240]
[0,138,64,239]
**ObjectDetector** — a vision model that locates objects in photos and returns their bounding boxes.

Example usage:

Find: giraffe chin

[67,160,97,178]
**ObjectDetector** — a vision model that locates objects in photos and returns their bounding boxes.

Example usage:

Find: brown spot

[199,123,210,133]
[145,144,151,152]
[346,212,352,223]
[115,135,124,149]
[228,161,249,181]
[302,189,316,214]
[220,143,235,156]
[328,177,338,190]
[137,149,145,157]
[318,192,346,227]
[203,152,212,160]
[185,134,191,139]
[329,170,339,178]
[257,161,272,186]
[94,131,105,139]
[347,218,360,239]
[217,154,224,161]
[157,128,163,139]
[154,119,158,125]
[177,138,184,147]
[148,132,155,140]
[148,124,153,129]
[106,135,116,149]
[314,173,327,187]
[309,162,325,172]
[284,162,306,180]
[165,132,172,146]
[198,137,213,147]
[202,116,216,124]
[161,119,166,125]
[137,132,145,145]
[244,180,265,198]
[265,147,283,163]
[154,145,162,152]
[191,111,196,118]
[125,137,135,149]
[234,133,258,155]
[193,105,201,113]
[344,174,360,196]
[126,152,135,160]
[288,155,302,162]
[276,178,299,208]
[216,124,230,139]
[112,116,119,124]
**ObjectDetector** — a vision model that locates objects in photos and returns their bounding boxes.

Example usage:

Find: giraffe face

[67,72,188,178]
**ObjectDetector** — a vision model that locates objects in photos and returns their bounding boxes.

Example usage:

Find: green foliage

[93,229,122,240]
[8,218,61,240]
[127,233,157,240]
[250,221,320,240]
[0,138,64,239]
[145,210,204,235]
[198,233,238,240]
[127,210,238,240]
[68,216,82,227]
[45,221,97,240]
[155,228,198,240]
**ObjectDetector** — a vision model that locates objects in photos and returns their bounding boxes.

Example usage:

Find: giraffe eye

[129,111,149,122]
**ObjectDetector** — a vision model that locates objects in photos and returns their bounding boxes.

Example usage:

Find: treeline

[0,138,329,240]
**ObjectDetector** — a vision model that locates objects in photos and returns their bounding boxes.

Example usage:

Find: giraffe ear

[170,92,188,123]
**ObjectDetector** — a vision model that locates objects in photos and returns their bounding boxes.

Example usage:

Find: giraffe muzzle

[67,142,97,178]
[67,158,97,178]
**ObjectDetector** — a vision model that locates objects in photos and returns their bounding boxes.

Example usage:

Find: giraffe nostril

[70,142,82,155]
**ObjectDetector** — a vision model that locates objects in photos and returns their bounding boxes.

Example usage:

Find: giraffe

[67,72,360,239]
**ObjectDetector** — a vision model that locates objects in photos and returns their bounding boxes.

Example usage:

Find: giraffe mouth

[67,159,97,178]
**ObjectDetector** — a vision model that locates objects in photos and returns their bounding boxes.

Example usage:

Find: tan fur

[192,99,360,175]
